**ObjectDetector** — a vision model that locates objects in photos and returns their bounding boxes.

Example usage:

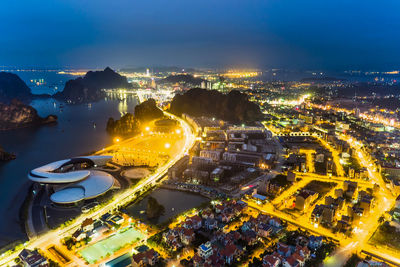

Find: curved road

[0,111,195,266]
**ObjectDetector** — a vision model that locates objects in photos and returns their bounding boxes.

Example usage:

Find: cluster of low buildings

[70,213,125,245]
[18,249,49,267]
[192,214,284,266]
[311,180,376,232]
[163,200,248,251]
[131,248,159,267]
[295,189,319,211]
[161,199,288,266]
[168,117,278,195]
[261,234,323,267]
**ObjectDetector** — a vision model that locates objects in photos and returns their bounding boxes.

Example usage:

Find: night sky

[1,0,399,70]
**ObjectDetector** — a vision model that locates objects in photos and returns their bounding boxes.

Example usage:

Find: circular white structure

[28,156,117,204]
[50,170,115,204]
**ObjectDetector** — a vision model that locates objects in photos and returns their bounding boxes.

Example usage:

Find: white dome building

[28,156,118,205]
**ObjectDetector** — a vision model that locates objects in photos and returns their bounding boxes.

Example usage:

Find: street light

[114,137,121,143]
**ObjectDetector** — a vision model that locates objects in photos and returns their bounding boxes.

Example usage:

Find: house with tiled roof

[215,204,224,213]
[257,223,272,238]
[201,209,214,219]
[81,218,94,232]
[243,229,257,245]
[193,254,204,267]
[19,249,49,267]
[204,218,218,230]
[290,252,305,265]
[190,215,203,229]
[295,245,310,259]
[132,249,159,267]
[221,211,234,222]
[284,255,301,267]
[277,242,291,257]
[308,235,323,250]
[72,229,86,241]
[263,254,281,267]
[220,243,238,265]
[180,228,195,245]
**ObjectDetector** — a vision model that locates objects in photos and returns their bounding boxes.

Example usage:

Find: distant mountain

[0,99,57,131]
[169,88,263,122]
[54,67,132,103]
[158,74,206,87]
[0,72,33,103]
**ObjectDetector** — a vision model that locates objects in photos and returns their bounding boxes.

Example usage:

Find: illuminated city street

[1,2,400,266]
[0,111,195,266]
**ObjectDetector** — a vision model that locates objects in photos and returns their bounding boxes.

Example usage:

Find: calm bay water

[0,94,138,247]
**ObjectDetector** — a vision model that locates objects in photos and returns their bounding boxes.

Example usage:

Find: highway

[0,111,195,266]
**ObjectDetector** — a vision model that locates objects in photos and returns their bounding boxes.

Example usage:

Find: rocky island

[54,67,132,103]
[0,100,57,131]
[0,72,57,131]
[169,88,263,122]
[0,72,33,103]
[106,98,164,136]
[0,72,57,160]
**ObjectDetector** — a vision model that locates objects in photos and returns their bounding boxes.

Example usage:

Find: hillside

[54,67,132,103]
[169,88,263,122]
[0,72,33,103]
[0,100,57,131]
[106,98,164,136]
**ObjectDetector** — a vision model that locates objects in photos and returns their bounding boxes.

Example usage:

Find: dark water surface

[0,95,138,247]
[125,188,208,225]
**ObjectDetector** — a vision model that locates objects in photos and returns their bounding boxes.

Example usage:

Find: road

[245,130,399,266]
[324,134,397,266]
[0,111,195,266]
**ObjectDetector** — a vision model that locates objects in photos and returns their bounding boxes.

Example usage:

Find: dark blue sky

[0,0,399,70]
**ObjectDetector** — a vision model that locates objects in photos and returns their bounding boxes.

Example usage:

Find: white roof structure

[28,155,116,204]
[50,170,115,204]
[28,155,112,183]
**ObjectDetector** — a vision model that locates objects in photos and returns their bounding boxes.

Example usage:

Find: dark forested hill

[54,67,132,102]
[169,88,263,122]
[0,72,33,103]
